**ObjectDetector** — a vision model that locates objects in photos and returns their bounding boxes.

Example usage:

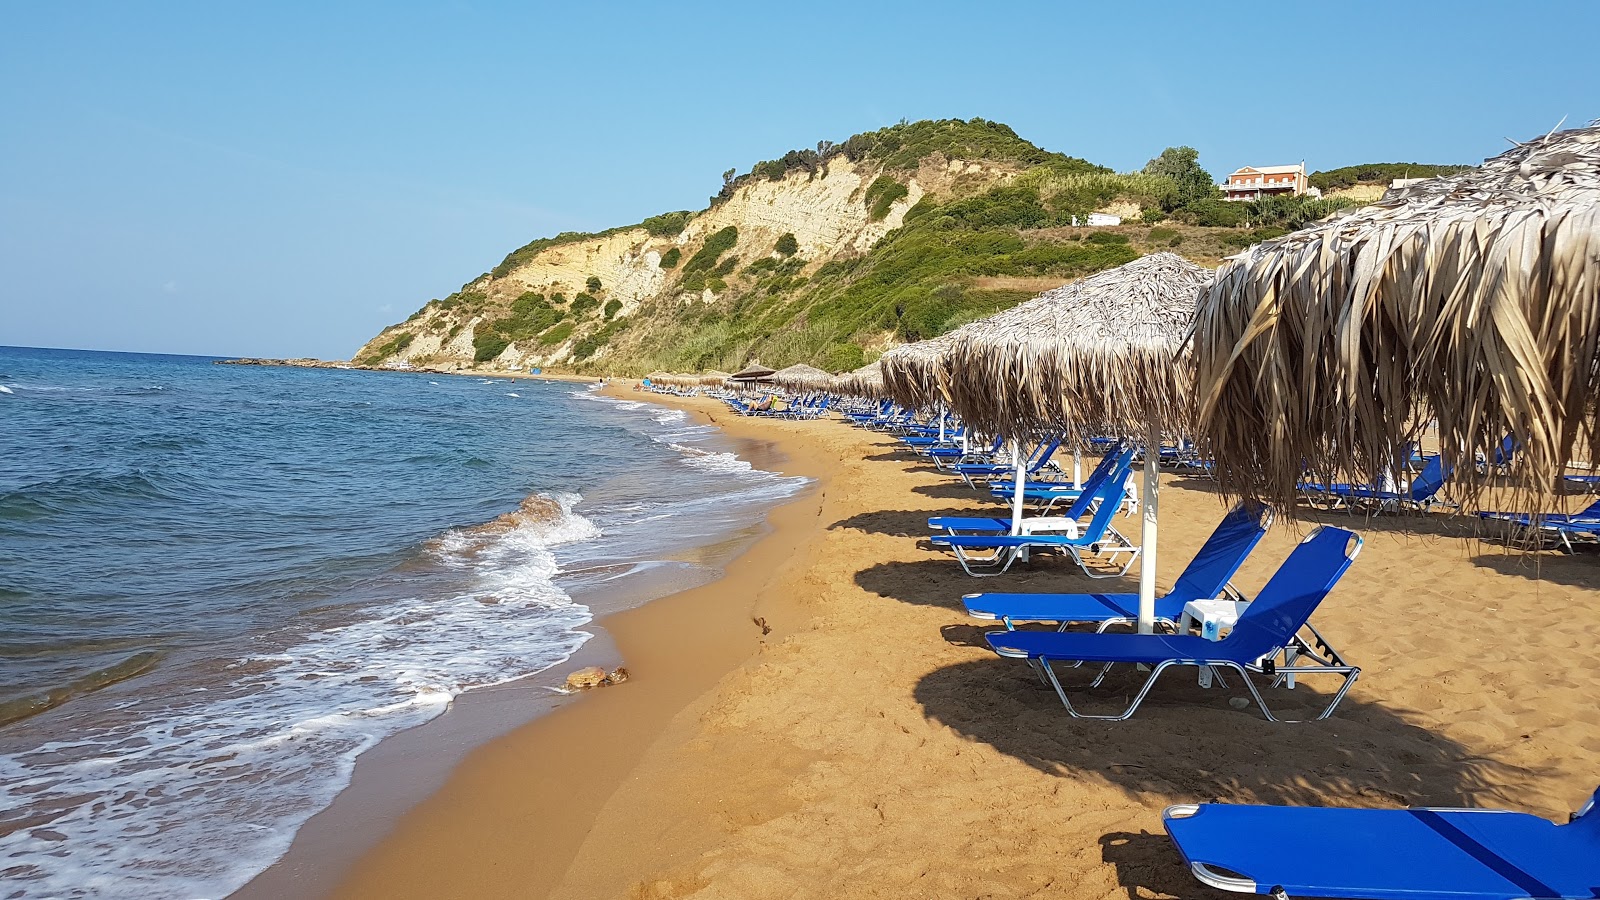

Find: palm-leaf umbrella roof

[1192,123,1600,512]
[728,362,777,382]
[879,329,973,411]
[830,362,886,399]
[698,370,732,386]
[943,252,1215,440]
[772,363,833,392]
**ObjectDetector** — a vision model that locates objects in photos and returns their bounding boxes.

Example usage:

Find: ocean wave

[0,492,600,899]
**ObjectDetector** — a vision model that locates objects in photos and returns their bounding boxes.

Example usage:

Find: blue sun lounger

[983,526,1362,721]
[1302,455,1456,513]
[1478,499,1600,551]
[950,437,1061,487]
[1163,787,1600,899]
[962,502,1272,629]
[930,472,1139,578]
[929,445,1134,536]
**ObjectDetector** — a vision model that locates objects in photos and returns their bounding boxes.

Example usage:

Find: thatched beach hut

[1191,123,1600,513]
[942,252,1217,633]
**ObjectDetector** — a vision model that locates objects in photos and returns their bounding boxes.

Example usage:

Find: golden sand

[317,387,1600,900]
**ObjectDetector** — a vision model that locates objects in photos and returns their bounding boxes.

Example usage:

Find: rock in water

[565,666,609,690]
[607,666,630,684]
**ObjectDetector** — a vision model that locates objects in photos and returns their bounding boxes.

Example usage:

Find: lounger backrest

[1077,470,1130,541]
[1220,526,1361,661]
[1168,503,1274,604]
[1027,437,1062,472]
[1061,445,1135,520]
[1408,454,1452,501]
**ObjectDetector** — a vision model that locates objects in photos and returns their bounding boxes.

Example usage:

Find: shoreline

[252,387,1600,899]
[238,386,832,899]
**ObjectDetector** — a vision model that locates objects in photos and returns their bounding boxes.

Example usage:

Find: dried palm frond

[728,362,778,382]
[698,370,732,387]
[771,363,833,392]
[829,362,886,398]
[879,330,974,411]
[1192,123,1600,515]
[942,253,1214,441]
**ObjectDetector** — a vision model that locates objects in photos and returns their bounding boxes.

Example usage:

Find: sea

[0,346,808,899]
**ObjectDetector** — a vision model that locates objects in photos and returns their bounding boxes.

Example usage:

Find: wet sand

[309,389,1600,899]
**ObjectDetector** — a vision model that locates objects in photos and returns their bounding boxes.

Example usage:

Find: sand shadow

[855,557,1138,611]
[1099,830,1231,899]
[829,507,1008,537]
[913,656,1544,895]
[910,481,994,501]
[1470,549,1600,589]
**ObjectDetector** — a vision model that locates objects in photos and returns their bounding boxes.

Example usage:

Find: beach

[302,386,1599,899]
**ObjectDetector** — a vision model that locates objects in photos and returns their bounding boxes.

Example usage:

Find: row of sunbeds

[835,404,1598,900]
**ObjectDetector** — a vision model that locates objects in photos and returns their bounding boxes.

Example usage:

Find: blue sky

[3,1,1596,358]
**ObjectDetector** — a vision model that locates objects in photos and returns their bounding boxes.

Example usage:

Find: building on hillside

[1068,213,1123,227]
[1221,163,1320,201]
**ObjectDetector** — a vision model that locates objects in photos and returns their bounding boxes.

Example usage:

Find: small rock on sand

[1228,697,1251,710]
[565,666,630,690]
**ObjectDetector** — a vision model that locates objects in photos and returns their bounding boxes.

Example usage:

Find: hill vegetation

[356,118,1466,376]
[1310,162,1471,191]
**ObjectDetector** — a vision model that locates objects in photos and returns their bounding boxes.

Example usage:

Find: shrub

[659,247,681,268]
[641,210,694,236]
[774,232,799,256]
[711,255,739,277]
[864,175,910,221]
[1147,227,1178,243]
[473,331,509,362]
[369,331,413,360]
[538,321,574,346]
[1310,162,1470,192]
[550,292,567,305]
[603,298,622,319]
[1172,199,1248,227]
[586,275,602,292]
[1084,231,1129,245]
[745,257,779,275]
[683,226,739,273]
[570,293,600,316]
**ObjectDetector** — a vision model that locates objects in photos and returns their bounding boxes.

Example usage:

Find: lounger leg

[1224,662,1360,723]
[1039,659,1175,720]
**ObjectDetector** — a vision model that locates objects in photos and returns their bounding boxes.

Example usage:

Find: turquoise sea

[0,346,806,898]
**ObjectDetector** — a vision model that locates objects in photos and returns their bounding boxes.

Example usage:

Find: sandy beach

[313,387,1600,900]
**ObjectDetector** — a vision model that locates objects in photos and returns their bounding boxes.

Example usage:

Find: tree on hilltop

[1143,146,1220,209]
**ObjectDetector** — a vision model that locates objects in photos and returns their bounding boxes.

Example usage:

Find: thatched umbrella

[1192,123,1600,515]
[727,362,777,385]
[943,252,1217,633]
[699,370,732,387]
[831,362,886,399]
[879,331,969,412]
[772,363,832,393]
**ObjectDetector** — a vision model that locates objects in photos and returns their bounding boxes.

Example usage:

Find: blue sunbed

[983,526,1361,721]
[1163,787,1600,899]
[962,502,1272,628]
[931,473,1138,578]
[1302,455,1456,513]
[930,445,1133,536]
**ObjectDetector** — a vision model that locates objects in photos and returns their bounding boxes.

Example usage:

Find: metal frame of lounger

[986,527,1362,722]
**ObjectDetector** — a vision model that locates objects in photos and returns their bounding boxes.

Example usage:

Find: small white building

[1086,213,1122,227]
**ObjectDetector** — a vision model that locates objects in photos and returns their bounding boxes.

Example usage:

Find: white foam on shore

[0,494,599,900]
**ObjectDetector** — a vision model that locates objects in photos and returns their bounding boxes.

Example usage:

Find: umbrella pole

[1011,439,1026,536]
[1138,417,1160,635]
[1073,449,1082,489]
[938,401,947,443]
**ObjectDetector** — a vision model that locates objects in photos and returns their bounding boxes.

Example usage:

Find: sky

[3,1,1596,359]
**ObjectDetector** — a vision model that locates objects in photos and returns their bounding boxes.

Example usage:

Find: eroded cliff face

[355,154,1015,373]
